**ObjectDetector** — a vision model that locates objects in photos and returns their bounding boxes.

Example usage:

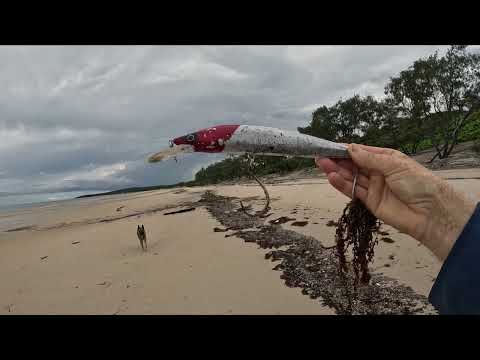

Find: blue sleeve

[429,202,480,314]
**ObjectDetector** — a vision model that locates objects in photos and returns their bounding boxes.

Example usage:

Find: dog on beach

[137,225,147,251]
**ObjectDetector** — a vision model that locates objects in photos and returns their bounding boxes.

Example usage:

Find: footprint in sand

[113,304,128,315]
[96,281,112,288]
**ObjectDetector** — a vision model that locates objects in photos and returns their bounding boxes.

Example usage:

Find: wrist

[422,180,476,260]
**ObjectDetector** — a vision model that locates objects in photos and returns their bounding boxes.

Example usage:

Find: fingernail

[350,144,357,152]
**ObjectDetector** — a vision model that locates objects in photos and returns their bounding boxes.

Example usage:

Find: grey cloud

[1,45,469,195]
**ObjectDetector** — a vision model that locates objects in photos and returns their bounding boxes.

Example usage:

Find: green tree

[384,55,434,154]
[298,105,337,141]
[426,45,480,160]
[386,45,480,160]
[360,98,409,152]
[298,95,379,144]
[333,95,374,143]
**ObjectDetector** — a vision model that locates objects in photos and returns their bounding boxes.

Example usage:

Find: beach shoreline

[1,168,479,314]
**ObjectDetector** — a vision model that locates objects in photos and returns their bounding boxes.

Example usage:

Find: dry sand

[1,169,479,315]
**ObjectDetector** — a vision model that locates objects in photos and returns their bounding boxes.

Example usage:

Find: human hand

[315,144,477,261]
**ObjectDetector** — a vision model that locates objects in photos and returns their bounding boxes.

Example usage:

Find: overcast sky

[2,45,478,195]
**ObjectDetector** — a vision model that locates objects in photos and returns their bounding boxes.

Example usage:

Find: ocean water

[0,190,108,213]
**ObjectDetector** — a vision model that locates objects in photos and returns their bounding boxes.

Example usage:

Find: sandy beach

[1,168,480,315]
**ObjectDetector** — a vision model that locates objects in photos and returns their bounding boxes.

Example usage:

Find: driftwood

[163,207,196,215]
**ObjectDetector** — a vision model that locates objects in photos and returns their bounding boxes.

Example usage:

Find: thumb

[348,144,397,175]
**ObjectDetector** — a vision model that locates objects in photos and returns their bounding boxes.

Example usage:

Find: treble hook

[239,153,271,218]
[239,171,271,218]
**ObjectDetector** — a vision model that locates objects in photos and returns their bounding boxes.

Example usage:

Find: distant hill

[76,181,195,199]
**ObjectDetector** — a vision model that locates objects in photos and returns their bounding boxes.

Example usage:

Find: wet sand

[1,168,479,314]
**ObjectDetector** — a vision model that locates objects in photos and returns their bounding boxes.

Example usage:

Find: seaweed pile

[335,198,381,285]
[199,191,436,315]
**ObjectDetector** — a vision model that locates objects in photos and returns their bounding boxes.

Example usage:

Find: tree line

[193,46,480,185]
[299,45,480,161]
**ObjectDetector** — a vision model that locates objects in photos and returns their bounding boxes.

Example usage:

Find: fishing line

[352,166,358,199]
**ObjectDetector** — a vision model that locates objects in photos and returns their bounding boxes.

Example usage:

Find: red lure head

[172,125,240,153]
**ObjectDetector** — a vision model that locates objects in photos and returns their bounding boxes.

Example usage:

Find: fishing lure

[149,125,349,160]
[148,124,356,197]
